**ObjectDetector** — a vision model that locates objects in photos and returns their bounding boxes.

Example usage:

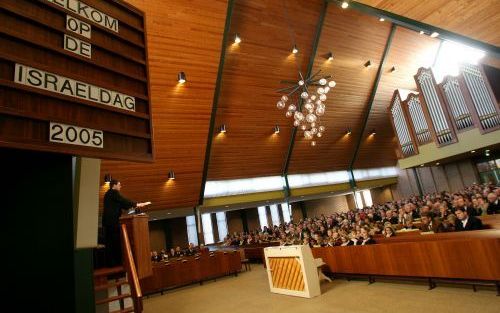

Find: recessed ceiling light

[379,17,385,22]
[234,33,241,44]
[419,31,425,35]
[292,44,298,54]
[341,1,349,9]
[327,52,334,60]
[430,32,439,38]
[420,164,424,167]
[369,129,376,136]
[219,124,227,133]
[471,150,476,153]
[436,162,440,166]
[274,125,280,134]
[177,71,186,84]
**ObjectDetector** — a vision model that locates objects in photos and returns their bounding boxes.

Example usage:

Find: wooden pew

[140,250,242,295]
[312,229,500,291]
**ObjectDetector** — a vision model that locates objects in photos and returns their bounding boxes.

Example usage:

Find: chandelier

[276,71,336,146]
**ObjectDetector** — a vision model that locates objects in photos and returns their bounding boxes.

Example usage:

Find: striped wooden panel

[269,257,304,291]
[358,0,500,47]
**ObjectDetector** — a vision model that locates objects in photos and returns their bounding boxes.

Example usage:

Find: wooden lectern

[120,214,152,279]
[264,245,321,298]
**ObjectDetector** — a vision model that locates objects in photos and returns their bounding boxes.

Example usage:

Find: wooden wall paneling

[356,0,500,47]
[207,0,323,180]
[288,5,392,174]
[353,26,440,168]
[100,0,229,210]
[0,0,153,161]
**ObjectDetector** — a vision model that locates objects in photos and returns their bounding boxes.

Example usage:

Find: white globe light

[281,95,289,102]
[319,94,327,101]
[318,125,325,132]
[304,131,313,139]
[277,100,286,109]
[294,111,305,121]
[304,103,313,111]
[288,104,297,112]
[301,92,309,99]
[298,80,305,86]
[306,113,317,123]
[316,108,325,116]
[311,140,316,146]
[293,120,300,127]
[328,80,336,88]
[285,111,293,117]
[324,86,330,93]
[317,87,324,94]
[301,125,307,130]
[319,78,327,85]
[310,122,316,128]
[317,132,323,138]
[311,127,318,134]
[310,95,317,101]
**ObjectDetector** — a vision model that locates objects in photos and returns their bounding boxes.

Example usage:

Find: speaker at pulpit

[120,214,153,279]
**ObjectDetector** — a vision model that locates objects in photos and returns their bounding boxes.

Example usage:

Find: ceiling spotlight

[430,32,439,38]
[486,152,490,157]
[104,174,112,183]
[379,17,385,22]
[341,1,349,9]
[364,60,372,68]
[485,149,490,153]
[292,44,298,54]
[471,150,476,153]
[436,162,440,166]
[419,30,425,35]
[369,129,376,136]
[346,129,352,135]
[177,71,186,84]
[420,164,424,167]
[327,52,334,60]
[219,124,227,133]
[168,170,175,180]
[274,125,280,134]
[390,66,397,72]
[234,33,241,44]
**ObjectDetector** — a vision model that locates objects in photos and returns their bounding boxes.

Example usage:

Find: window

[280,202,291,223]
[201,213,214,245]
[258,206,268,230]
[215,212,228,242]
[362,189,373,207]
[204,176,283,198]
[354,191,364,209]
[186,215,198,246]
[269,204,281,226]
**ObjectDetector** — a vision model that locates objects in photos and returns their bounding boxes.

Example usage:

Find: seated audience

[486,192,500,214]
[420,212,444,233]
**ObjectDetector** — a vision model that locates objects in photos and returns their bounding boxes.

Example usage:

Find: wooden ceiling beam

[348,23,397,188]
[198,0,235,205]
[328,0,500,57]
[282,0,329,199]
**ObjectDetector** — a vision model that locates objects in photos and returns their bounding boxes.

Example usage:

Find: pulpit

[120,214,153,279]
[264,245,321,298]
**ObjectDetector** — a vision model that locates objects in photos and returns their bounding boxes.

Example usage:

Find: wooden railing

[120,224,143,313]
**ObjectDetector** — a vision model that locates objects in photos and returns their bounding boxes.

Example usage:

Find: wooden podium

[264,245,321,298]
[120,214,153,279]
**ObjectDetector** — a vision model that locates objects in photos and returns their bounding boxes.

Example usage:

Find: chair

[238,249,251,271]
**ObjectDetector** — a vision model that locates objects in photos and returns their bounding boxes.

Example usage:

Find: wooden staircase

[94,266,135,313]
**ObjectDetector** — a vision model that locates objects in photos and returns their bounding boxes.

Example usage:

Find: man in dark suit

[486,193,500,215]
[103,179,149,267]
[419,212,444,233]
[455,207,483,231]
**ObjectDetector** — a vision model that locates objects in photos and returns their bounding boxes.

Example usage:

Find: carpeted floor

[143,265,500,313]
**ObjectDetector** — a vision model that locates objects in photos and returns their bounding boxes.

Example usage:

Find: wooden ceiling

[100,0,499,211]
[357,0,500,47]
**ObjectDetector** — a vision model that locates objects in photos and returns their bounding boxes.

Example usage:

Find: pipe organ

[440,76,474,131]
[389,91,417,157]
[405,93,431,145]
[415,68,456,145]
[388,62,498,160]
[459,64,500,132]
